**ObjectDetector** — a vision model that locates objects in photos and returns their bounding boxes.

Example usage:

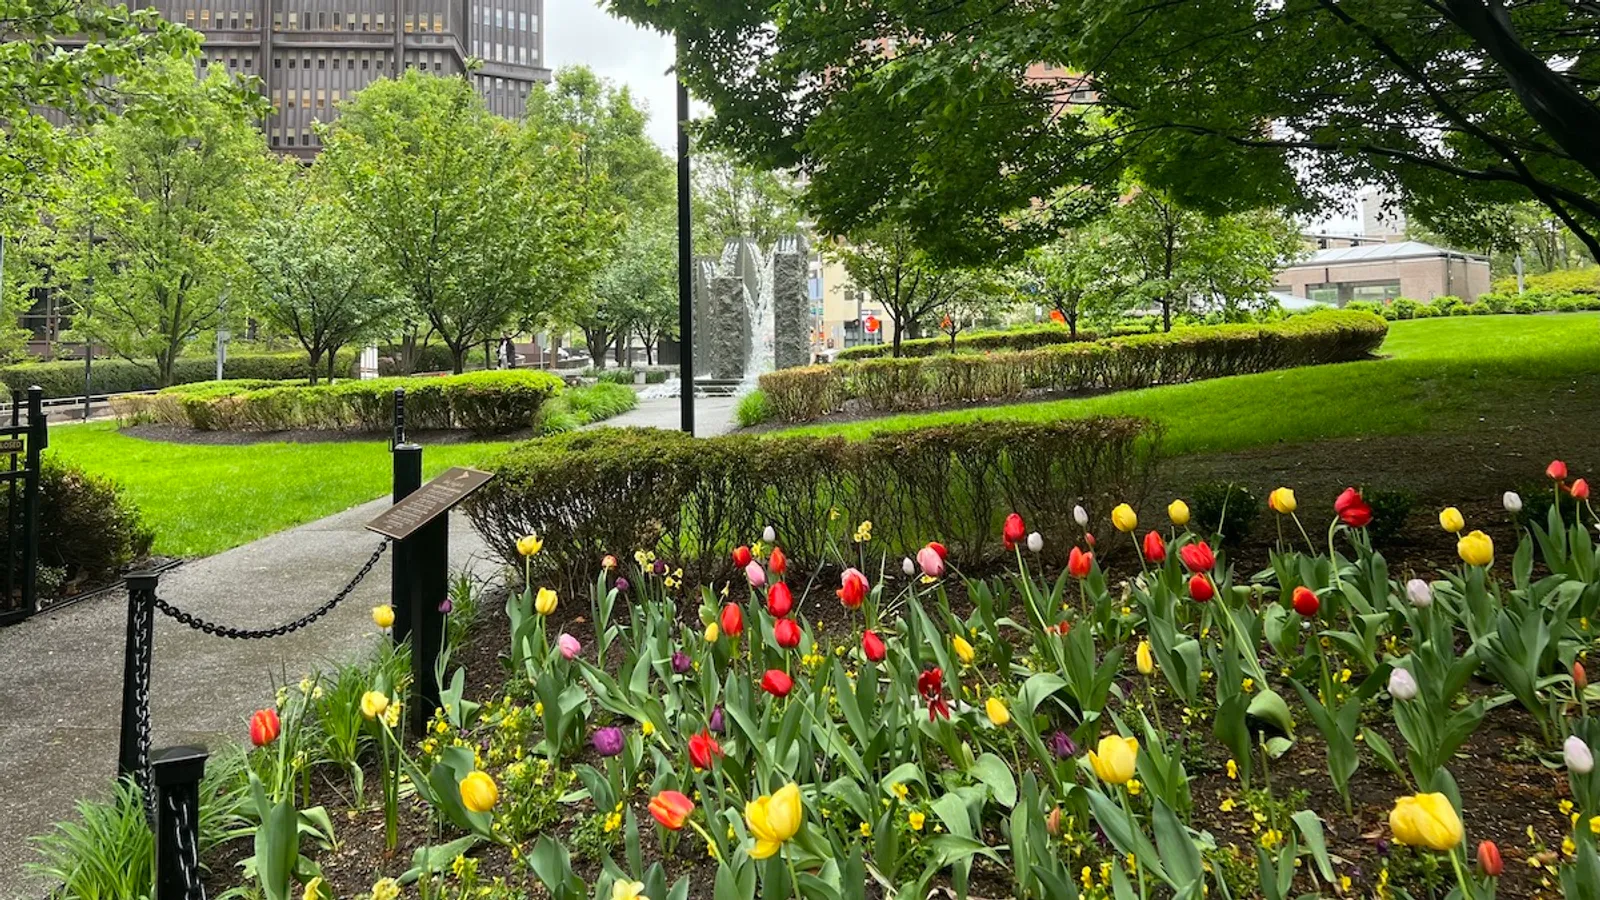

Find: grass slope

[45,425,513,558]
[776,313,1600,455]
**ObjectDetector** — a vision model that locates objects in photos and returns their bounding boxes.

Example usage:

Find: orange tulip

[650,790,695,830]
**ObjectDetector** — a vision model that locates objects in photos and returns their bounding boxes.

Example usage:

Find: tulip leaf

[931,789,978,840]
[878,762,928,797]
[1246,688,1294,737]
[971,752,1017,808]
[1017,672,1068,716]
[823,776,873,822]
[1152,800,1202,888]
[927,834,1004,868]
[399,835,481,883]
[1291,810,1335,882]
[1083,787,1171,886]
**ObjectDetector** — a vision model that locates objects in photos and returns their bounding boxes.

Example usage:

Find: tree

[612,0,1600,265]
[39,60,271,385]
[1019,226,1132,338]
[240,170,396,383]
[691,149,802,255]
[933,269,1012,349]
[830,220,972,357]
[1410,199,1588,276]
[619,217,679,364]
[317,71,606,373]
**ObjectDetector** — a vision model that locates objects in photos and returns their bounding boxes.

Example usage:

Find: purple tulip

[709,705,725,734]
[438,598,454,614]
[1047,730,1077,759]
[592,726,625,757]
[652,559,668,576]
[615,577,630,593]
[671,650,692,674]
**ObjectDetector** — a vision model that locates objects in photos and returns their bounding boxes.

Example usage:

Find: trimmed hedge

[832,322,1167,361]
[0,351,359,400]
[465,417,1156,589]
[111,370,564,435]
[1347,290,1600,320]
[761,310,1388,422]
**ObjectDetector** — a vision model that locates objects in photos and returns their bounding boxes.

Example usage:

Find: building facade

[1274,240,1491,304]
[168,0,548,156]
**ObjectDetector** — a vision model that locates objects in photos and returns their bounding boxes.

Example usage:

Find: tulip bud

[1566,735,1594,774]
[1503,491,1523,513]
[1477,840,1503,877]
[1549,459,1569,481]
[763,525,777,544]
[1388,667,1419,701]
[1406,578,1432,608]
[1046,806,1064,836]
[1577,661,1590,692]
[556,633,581,660]
[1073,505,1089,528]
[902,557,916,576]
[745,560,766,588]
[1575,478,1591,500]
[1026,532,1044,553]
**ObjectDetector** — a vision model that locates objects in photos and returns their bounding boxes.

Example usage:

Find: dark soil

[120,423,535,446]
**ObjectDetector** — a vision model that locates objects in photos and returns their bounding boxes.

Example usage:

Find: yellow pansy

[909,811,926,831]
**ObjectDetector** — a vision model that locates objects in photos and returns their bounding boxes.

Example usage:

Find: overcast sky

[545,0,679,150]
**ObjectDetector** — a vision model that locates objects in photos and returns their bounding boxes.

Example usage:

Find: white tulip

[902,557,916,577]
[1388,667,1419,701]
[1026,532,1044,553]
[1073,505,1089,528]
[1503,491,1522,514]
[1406,578,1433,608]
[762,525,777,544]
[1567,735,1594,775]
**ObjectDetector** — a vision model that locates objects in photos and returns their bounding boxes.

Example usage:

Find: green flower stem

[1118,786,1149,900]
[1449,846,1476,900]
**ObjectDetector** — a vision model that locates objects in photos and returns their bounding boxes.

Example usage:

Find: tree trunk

[891,318,904,357]
[307,348,323,386]
[449,344,466,374]
[326,345,340,383]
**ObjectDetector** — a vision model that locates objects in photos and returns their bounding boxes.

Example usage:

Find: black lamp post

[675,33,695,436]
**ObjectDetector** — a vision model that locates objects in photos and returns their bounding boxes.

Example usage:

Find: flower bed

[761,310,1389,422]
[109,370,567,435]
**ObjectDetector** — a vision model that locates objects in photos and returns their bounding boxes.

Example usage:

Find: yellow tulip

[1136,640,1154,676]
[1268,487,1296,514]
[1111,503,1138,533]
[535,587,558,616]
[745,782,803,859]
[1389,793,1463,851]
[1167,500,1190,527]
[1438,506,1465,533]
[1088,734,1139,785]
[952,635,975,665]
[611,881,648,900]
[517,533,544,557]
[986,697,1011,727]
[371,605,394,629]
[460,770,499,813]
[1457,530,1494,567]
[704,622,720,642]
[360,690,389,720]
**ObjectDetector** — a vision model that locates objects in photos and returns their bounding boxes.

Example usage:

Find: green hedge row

[1347,290,1600,321]
[760,310,1388,422]
[0,352,359,400]
[832,322,1169,361]
[465,417,1154,589]
[112,370,565,435]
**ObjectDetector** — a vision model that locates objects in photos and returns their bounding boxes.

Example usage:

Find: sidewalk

[595,394,741,436]
[0,497,499,897]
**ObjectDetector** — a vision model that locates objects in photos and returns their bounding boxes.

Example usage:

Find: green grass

[45,424,514,557]
[776,313,1600,455]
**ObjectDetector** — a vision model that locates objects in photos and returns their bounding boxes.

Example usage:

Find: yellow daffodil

[534,587,558,616]
[1226,759,1238,780]
[1439,506,1465,533]
[371,605,394,629]
[1088,734,1139,785]
[986,697,1011,726]
[460,770,498,813]
[1458,530,1494,567]
[952,635,975,665]
[1167,500,1190,526]
[1389,793,1464,851]
[361,690,389,720]
[611,880,648,900]
[745,782,803,859]
[517,533,544,557]
[1136,640,1154,676]
[1111,503,1138,533]
[1268,487,1296,514]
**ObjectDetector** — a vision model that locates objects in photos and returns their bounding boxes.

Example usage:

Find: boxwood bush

[113,370,564,435]
[466,417,1155,589]
[0,461,153,594]
[0,352,357,400]
[760,310,1388,423]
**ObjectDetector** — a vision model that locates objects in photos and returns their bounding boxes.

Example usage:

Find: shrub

[1363,488,1416,547]
[535,382,637,435]
[759,310,1389,423]
[1468,303,1492,315]
[0,351,358,400]
[466,417,1156,589]
[0,461,152,591]
[1511,298,1540,314]
[1388,297,1419,320]
[1344,301,1380,314]
[1478,292,1514,313]
[113,370,565,435]
[1412,305,1438,317]
[835,323,1097,361]
[1430,295,1463,314]
[1189,481,1260,547]
[736,389,774,427]
[1448,304,1472,316]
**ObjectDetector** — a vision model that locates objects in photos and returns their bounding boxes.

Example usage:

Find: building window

[317,55,325,69]
[519,11,526,30]
[273,56,281,68]
[287,133,295,146]
[375,13,384,29]
[243,55,252,68]
[302,12,311,29]
[519,46,526,64]
[316,89,326,107]
[184,9,195,24]
[317,12,326,28]
[495,8,503,27]
[301,89,310,108]
[404,16,413,32]
[200,9,210,26]
[472,40,479,56]
[272,12,281,29]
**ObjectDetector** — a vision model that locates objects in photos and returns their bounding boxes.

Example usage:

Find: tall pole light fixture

[675,32,696,436]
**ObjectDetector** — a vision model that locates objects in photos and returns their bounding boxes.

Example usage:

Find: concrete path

[598,394,741,436]
[0,497,499,897]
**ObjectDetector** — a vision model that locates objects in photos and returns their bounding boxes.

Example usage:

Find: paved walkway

[0,497,498,897]
[596,394,741,436]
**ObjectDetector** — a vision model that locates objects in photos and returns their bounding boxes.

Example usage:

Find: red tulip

[761,669,793,697]
[767,582,793,618]
[917,666,950,720]
[1179,541,1215,573]
[1549,459,1569,481]
[1002,513,1026,550]
[249,708,280,747]
[1188,573,1215,602]
[649,790,695,830]
[773,617,801,648]
[688,730,723,770]
[1068,546,1093,578]
[837,567,869,608]
[1575,661,1588,692]
[1291,586,1319,617]
[769,546,788,575]
[732,545,753,568]
[1334,487,1372,528]
[720,603,744,637]
[1477,840,1502,877]
[927,541,948,560]
[1084,531,1096,548]
[862,629,886,662]
[1573,478,1591,500]
[1142,530,1166,563]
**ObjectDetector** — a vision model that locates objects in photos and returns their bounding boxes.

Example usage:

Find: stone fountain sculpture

[692,235,812,382]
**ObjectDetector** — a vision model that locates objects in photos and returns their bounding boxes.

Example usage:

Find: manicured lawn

[776,313,1600,454]
[45,424,514,558]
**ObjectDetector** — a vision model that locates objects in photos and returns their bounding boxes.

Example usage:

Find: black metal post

[152,745,208,900]
[120,571,158,782]
[676,31,695,436]
[405,514,447,737]
[390,441,422,649]
[21,386,44,615]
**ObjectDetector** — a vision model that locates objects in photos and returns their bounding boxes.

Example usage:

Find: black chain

[149,541,389,639]
[132,589,155,826]
[166,791,207,900]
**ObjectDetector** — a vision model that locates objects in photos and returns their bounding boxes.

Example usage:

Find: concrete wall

[1275,255,1492,303]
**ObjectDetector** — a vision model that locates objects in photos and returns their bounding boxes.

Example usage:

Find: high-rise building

[151,0,549,156]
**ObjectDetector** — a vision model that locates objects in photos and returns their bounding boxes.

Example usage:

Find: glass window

[495,8,503,27]
[200,9,210,25]
[433,14,442,32]
[519,12,526,30]
[244,12,253,27]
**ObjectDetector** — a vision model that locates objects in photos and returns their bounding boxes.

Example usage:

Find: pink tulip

[745,560,766,588]
[916,545,944,578]
[557,633,581,660]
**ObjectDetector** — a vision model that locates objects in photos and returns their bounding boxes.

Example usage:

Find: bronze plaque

[0,439,22,454]
[366,467,494,540]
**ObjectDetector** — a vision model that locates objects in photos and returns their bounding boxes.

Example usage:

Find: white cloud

[544,0,678,150]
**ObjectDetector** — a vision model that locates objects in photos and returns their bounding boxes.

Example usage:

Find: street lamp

[675,33,695,436]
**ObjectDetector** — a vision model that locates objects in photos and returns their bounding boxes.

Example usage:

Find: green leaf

[971,752,1018,808]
